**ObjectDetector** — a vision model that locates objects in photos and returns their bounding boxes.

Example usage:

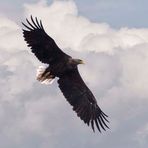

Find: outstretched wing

[58,68,109,132]
[22,16,70,64]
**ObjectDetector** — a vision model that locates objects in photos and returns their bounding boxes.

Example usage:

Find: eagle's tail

[36,66,55,85]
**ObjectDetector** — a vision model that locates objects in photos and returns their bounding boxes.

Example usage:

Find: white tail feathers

[36,66,55,85]
[40,78,55,85]
[36,66,46,77]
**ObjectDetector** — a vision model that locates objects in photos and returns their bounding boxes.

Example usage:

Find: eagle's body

[22,16,109,132]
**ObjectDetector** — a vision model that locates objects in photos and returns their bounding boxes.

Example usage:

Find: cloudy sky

[0,0,148,148]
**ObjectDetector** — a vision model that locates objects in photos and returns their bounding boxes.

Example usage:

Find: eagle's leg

[36,66,55,84]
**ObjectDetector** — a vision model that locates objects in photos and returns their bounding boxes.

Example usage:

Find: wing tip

[74,102,109,133]
[22,15,45,31]
[89,106,110,133]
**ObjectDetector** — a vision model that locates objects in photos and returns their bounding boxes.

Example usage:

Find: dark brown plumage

[22,16,109,132]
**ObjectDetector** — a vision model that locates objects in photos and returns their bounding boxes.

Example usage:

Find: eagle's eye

[79,59,84,64]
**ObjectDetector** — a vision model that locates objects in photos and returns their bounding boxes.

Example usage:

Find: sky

[1,0,148,28]
[0,0,148,148]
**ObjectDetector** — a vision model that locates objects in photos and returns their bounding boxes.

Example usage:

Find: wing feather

[22,16,70,64]
[58,68,109,132]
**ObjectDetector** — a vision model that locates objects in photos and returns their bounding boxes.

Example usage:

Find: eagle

[22,16,109,132]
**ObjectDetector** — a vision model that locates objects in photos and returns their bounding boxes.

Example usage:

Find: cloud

[0,0,148,148]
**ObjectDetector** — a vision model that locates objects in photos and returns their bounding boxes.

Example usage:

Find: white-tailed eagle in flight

[22,16,109,132]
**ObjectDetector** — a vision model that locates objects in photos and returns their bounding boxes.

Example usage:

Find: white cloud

[0,0,148,148]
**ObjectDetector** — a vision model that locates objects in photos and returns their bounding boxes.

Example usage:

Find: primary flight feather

[22,16,109,132]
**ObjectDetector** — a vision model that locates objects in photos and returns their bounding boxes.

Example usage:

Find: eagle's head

[74,59,84,65]
[70,58,84,65]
